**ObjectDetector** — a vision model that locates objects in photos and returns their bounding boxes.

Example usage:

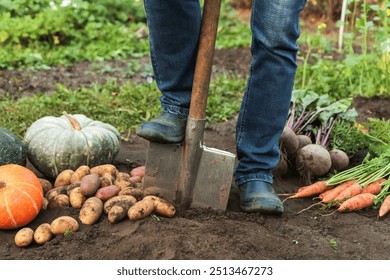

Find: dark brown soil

[1,48,390,260]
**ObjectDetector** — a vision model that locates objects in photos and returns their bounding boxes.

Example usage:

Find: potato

[66,182,81,196]
[79,173,101,196]
[41,197,49,210]
[90,164,118,177]
[38,178,53,195]
[79,197,103,225]
[108,201,134,224]
[100,173,115,188]
[54,169,74,188]
[70,165,90,184]
[34,223,52,245]
[69,187,87,209]
[118,187,143,201]
[95,185,120,201]
[145,195,176,218]
[116,172,131,181]
[45,185,68,201]
[14,227,34,247]
[114,179,133,190]
[51,216,79,235]
[130,166,145,178]
[127,198,155,221]
[48,194,70,209]
[103,195,137,214]
[129,176,142,184]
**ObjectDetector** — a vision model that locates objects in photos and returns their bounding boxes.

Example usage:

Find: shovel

[142,0,236,211]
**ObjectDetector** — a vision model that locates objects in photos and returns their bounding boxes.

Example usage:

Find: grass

[0,75,245,139]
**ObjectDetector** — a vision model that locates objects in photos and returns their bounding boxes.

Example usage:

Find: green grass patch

[0,75,246,139]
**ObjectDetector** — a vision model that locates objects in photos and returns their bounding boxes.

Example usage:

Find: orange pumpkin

[0,164,43,229]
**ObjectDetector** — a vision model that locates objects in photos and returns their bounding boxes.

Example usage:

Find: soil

[1,47,390,260]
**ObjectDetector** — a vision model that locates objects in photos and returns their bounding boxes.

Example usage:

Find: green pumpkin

[0,128,27,166]
[24,113,121,179]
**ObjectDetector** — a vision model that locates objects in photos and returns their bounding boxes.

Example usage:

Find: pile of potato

[14,164,176,247]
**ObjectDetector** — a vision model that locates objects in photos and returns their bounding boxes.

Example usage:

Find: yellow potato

[41,197,49,210]
[108,201,134,224]
[90,164,118,177]
[144,195,176,218]
[116,172,131,181]
[34,223,53,245]
[103,195,137,214]
[127,198,155,221]
[14,227,34,247]
[114,179,133,190]
[118,187,143,201]
[38,178,53,195]
[45,185,68,201]
[54,169,74,188]
[66,182,81,196]
[48,194,70,209]
[50,216,79,235]
[70,165,90,184]
[100,173,115,188]
[79,197,103,225]
[69,187,87,209]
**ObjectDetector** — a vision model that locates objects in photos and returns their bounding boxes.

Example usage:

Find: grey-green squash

[24,113,121,179]
[0,128,27,166]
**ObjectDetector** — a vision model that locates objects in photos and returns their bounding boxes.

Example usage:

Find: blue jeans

[143,0,306,186]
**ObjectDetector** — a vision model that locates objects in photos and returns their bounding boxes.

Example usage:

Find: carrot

[288,181,328,199]
[338,193,375,212]
[362,178,387,195]
[378,194,390,218]
[321,180,356,203]
[318,187,335,201]
[333,183,363,201]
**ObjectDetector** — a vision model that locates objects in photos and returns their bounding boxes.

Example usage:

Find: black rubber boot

[136,112,187,143]
[238,181,284,214]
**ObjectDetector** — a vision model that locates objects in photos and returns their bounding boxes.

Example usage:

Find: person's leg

[235,0,307,213]
[137,0,201,143]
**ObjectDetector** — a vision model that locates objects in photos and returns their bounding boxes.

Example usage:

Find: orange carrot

[321,180,356,203]
[378,194,390,218]
[333,183,363,201]
[338,193,375,212]
[289,181,328,199]
[318,187,335,201]
[362,178,387,195]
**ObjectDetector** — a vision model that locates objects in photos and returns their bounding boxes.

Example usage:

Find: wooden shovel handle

[189,0,222,120]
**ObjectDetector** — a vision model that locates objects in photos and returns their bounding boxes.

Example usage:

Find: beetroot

[329,149,350,171]
[295,144,332,182]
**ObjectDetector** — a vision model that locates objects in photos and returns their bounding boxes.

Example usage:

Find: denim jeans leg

[234,0,307,186]
[143,0,201,117]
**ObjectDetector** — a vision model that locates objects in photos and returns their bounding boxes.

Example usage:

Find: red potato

[79,173,101,196]
[95,185,120,201]
[129,176,142,184]
[130,166,145,178]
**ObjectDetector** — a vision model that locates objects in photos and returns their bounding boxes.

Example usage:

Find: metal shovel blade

[142,141,235,211]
